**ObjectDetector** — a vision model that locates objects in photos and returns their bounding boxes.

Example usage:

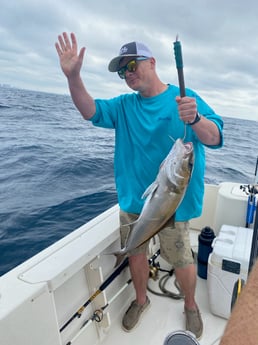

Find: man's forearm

[191,116,221,146]
[68,75,96,120]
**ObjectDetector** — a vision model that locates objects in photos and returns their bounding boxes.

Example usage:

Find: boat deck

[2,182,248,345]
[100,230,227,345]
[100,270,227,345]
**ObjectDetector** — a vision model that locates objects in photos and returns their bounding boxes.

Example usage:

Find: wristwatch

[189,112,201,126]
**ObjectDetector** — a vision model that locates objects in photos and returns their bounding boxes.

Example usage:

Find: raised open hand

[55,32,86,79]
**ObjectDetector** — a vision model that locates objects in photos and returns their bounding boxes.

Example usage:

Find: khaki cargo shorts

[119,210,194,268]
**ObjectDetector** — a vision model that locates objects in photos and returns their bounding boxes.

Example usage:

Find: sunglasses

[117,57,149,79]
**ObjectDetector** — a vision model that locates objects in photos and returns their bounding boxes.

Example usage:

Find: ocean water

[0,86,257,276]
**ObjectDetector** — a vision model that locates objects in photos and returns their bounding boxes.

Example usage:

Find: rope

[147,267,184,300]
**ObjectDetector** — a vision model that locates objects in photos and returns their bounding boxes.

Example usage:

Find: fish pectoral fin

[141,181,159,199]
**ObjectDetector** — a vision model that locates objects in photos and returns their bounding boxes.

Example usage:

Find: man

[55,32,223,339]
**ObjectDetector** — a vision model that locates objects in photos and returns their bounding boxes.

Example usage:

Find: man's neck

[139,80,168,98]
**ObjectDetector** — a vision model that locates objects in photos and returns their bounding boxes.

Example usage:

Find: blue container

[197,226,215,279]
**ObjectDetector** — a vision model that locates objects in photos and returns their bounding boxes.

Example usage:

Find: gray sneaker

[184,306,203,340]
[122,297,150,331]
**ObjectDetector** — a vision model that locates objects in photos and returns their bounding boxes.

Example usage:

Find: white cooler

[207,224,253,319]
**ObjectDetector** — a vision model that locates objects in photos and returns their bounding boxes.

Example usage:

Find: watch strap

[189,112,201,125]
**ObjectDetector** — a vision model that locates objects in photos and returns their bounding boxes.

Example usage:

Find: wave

[0,86,256,277]
[0,191,117,275]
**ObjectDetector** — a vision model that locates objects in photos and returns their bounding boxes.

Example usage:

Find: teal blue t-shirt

[89,84,223,221]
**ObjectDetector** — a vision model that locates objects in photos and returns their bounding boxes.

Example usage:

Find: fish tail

[114,252,127,267]
[105,248,127,267]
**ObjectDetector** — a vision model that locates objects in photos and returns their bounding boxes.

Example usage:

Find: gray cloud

[1,0,258,121]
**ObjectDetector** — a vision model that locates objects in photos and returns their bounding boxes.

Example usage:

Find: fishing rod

[59,255,129,332]
[66,277,133,345]
[255,156,258,184]
[173,35,188,141]
[245,186,257,228]
[249,197,258,273]
[79,249,161,330]
[173,35,186,97]
[240,157,258,228]
[245,156,257,228]
[60,249,161,333]
[80,276,132,329]
[248,156,258,273]
[147,247,183,300]
[230,158,258,304]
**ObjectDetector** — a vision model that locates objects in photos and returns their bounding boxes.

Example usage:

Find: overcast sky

[1,0,258,121]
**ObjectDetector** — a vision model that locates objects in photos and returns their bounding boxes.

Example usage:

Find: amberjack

[114,138,194,263]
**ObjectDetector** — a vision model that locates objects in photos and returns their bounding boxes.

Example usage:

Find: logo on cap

[120,45,129,55]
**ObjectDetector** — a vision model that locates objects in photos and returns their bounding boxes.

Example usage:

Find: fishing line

[183,123,187,142]
[168,123,187,144]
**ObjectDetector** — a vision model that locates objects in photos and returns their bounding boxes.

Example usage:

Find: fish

[114,138,194,263]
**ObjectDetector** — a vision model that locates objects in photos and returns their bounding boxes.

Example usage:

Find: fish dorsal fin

[141,181,159,200]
